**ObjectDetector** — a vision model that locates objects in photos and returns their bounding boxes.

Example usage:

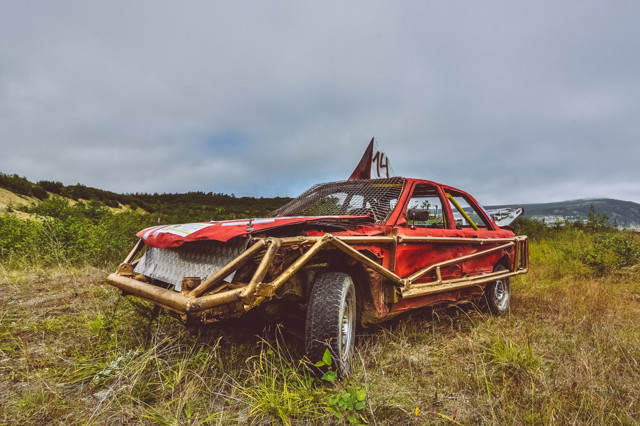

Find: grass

[2,228,640,424]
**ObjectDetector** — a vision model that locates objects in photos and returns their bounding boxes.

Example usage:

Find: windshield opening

[270,178,406,224]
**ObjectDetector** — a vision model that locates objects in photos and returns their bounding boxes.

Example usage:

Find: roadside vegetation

[1,190,640,423]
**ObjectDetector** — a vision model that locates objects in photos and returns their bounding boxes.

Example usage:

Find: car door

[393,182,465,283]
[442,190,505,276]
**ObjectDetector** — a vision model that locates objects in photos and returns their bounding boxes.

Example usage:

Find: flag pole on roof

[348,138,392,180]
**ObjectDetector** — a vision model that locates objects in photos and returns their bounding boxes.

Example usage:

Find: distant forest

[0,172,291,221]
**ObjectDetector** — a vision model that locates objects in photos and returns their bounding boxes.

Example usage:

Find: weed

[484,336,542,384]
[316,348,369,424]
[240,334,326,425]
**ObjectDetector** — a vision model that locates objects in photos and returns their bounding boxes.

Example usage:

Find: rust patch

[391,286,484,313]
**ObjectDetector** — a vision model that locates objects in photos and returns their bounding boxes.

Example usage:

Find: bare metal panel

[134,237,250,291]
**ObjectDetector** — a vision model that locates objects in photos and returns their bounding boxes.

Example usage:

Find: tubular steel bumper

[107,234,529,315]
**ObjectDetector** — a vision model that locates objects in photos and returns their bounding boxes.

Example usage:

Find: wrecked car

[107,177,528,376]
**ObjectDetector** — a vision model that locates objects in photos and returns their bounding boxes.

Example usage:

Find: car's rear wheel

[484,264,510,315]
[305,272,356,378]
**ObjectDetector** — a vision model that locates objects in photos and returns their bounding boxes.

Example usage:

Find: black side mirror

[407,208,429,222]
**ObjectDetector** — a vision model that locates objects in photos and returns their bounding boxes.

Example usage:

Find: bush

[0,201,155,269]
[581,231,640,275]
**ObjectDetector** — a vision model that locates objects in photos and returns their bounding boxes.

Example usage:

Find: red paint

[136,178,518,289]
[137,215,377,248]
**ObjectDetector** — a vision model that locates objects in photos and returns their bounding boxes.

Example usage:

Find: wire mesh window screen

[270,178,406,223]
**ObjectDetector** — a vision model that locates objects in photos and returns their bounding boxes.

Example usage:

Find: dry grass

[2,242,640,424]
[0,188,37,210]
[351,271,640,424]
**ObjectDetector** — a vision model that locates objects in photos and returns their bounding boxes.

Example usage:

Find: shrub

[581,231,640,275]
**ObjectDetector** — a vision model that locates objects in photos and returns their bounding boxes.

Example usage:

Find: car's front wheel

[305,272,356,378]
[484,264,511,315]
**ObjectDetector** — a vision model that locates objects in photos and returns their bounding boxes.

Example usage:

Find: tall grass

[1,214,640,423]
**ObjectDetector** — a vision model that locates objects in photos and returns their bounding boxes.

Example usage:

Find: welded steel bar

[261,234,525,246]
[520,237,529,269]
[187,288,244,313]
[446,193,479,231]
[408,269,507,291]
[123,239,144,264]
[188,239,267,298]
[260,235,330,294]
[241,238,281,299]
[398,236,520,244]
[402,268,528,299]
[407,242,515,284]
[257,235,397,246]
[107,273,188,313]
[328,237,405,286]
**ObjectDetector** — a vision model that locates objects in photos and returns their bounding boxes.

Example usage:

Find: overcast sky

[1,1,639,205]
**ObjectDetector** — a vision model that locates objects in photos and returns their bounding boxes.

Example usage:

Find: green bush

[581,231,640,275]
[1,201,154,268]
[0,194,280,269]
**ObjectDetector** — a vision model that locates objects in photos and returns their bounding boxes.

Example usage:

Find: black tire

[484,264,510,315]
[305,272,357,378]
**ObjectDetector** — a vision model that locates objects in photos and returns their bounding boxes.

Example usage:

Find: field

[1,200,640,424]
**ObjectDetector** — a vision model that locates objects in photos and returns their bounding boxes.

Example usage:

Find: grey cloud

[0,1,639,205]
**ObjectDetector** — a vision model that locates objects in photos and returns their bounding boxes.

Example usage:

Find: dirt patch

[0,188,37,210]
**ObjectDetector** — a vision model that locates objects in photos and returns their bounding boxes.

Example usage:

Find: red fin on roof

[348,138,392,180]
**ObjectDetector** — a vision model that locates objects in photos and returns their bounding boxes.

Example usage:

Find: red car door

[392,182,465,283]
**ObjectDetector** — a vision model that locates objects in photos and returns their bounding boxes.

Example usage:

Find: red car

[108,177,528,376]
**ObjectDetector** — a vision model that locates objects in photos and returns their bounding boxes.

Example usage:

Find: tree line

[0,172,291,216]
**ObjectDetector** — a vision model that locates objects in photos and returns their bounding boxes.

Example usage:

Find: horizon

[3,169,640,207]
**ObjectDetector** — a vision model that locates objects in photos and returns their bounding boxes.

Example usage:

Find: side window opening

[446,193,490,230]
[404,184,446,228]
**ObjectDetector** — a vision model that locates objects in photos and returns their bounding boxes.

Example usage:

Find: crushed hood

[137,216,369,248]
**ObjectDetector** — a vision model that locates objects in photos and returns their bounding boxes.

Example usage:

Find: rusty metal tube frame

[124,239,144,264]
[256,235,331,297]
[107,272,246,314]
[188,239,267,298]
[269,235,519,245]
[109,234,529,315]
[107,273,189,313]
[406,241,515,284]
[240,238,281,299]
[187,288,243,312]
[401,268,523,299]
[328,236,405,285]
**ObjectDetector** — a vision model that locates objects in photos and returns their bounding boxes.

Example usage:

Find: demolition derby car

[107,177,528,376]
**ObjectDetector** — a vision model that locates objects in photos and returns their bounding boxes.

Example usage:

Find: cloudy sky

[1,1,639,205]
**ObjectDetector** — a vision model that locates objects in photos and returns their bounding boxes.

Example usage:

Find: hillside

[488,198,640,229]
[0,172,291,222]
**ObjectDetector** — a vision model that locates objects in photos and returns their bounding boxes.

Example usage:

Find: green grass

[1,223,640,424]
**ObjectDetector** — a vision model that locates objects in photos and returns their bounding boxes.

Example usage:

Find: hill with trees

[488,198,640,229]
[0,171,291,223]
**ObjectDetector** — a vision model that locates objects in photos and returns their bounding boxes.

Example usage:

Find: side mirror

[407,208,429,222]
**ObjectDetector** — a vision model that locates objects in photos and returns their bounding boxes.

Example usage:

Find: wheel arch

[304,247,379,326]
[495,254,512,272]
